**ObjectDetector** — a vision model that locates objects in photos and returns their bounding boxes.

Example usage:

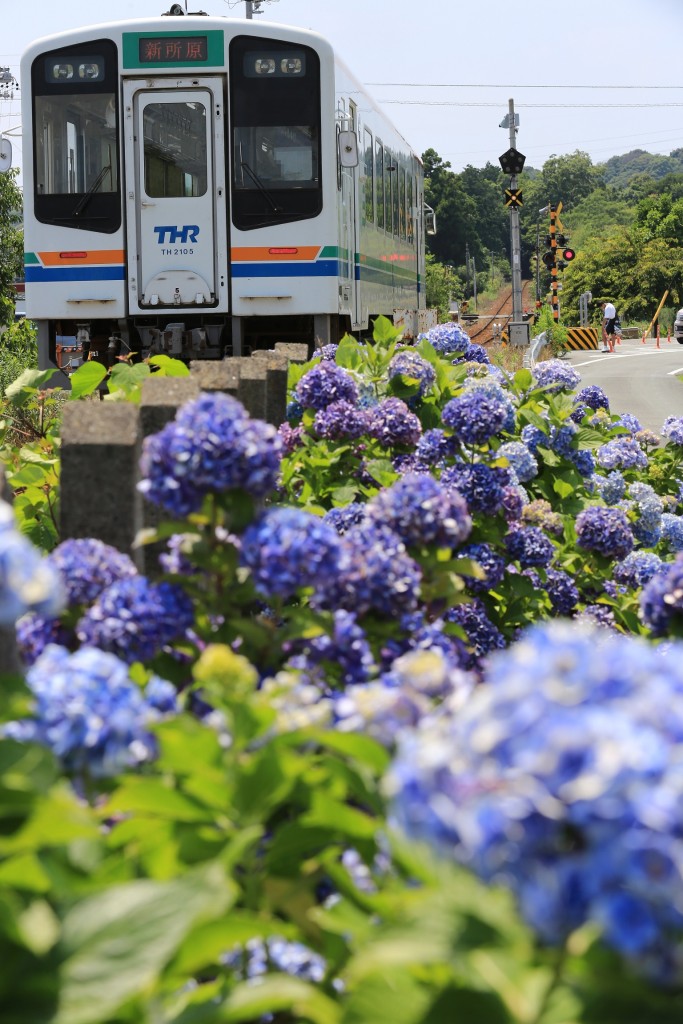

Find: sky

[2,0,683,182]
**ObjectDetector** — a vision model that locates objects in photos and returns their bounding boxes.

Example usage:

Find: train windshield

[31,39,120,233]
[230,37,321,230]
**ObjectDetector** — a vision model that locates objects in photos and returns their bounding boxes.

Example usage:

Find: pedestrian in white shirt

[601,301,617,353]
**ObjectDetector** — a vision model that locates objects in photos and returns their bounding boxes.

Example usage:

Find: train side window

[32,38,120,233]
[390,153,399,237]
[407,174,414,243]
[375,139,384,230]
[384,148,393,235]
[363,127,373,224]
[230,35,322,230]
[399,166,406,240]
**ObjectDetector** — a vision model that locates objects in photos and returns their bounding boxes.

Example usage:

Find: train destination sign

[139,35,209,64]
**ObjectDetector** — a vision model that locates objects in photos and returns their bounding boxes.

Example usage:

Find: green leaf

[105,778,214,823]
[68,361,108,398]
[107,361,151,398]
[4,367,59,405]
[301,793,377,840]
[148,354,191,376]
[220,974,341,1024]
[513,368,533,390]
[55,863,235,1024]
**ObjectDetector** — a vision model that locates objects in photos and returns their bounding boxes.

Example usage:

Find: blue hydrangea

[662,416,683,446]
[543,567,580,615]
[444,599,507,670]
[576,384,610,412]
[504,525,555,567]
[138,393,282,516]
[661,513,683,552]
[615,413,643,435]
[4,644,177,776]
[323,502,368,535]
[626,481,663,547]
[387,619,683,980]
[442,390,514,446]
[452,341,490,365]
[240,506,348,601]
[415,428,460,468]
[285,609,376,688]
[295,361,359,410]
[596,437,649,472]
[313,399,371,440]
[426,321,470,355]
[0,501,64,625]
[640,553,683,636]
[368,398,422,448]
[221,936,328,985]
[366,472,471,549]
[594,470,627,505]
[318,343,339,361]
[458,542,506,593]
[15,614,73,667]
[532,359,581,394]
[520,423,550,453]
[286,398,304,423]
[333,680,429,747]
[47,538,138,606]
[497,441,538,483]
[76,577,195,664]
[570,448,596,478]
[387,349,437,396]
[315,521,421,618]
[441,463,509,516]
[575,506,634,560]
[613,551,664,589]
[550,421,578,457]
[462,377,516,432]
[501,482,527,522]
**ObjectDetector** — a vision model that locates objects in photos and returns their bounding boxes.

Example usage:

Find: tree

[0,169,24,327]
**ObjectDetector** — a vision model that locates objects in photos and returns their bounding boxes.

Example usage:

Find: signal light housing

[542,251,555,269]
[562,247,576,262]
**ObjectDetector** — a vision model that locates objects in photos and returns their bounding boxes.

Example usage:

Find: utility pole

[498,100,527,346]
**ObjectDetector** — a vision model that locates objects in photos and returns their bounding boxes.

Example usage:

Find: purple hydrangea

[504,525,555,568]
[313,400,371,440]
[662,416,683,446]
[640,553,683,636]
[46,538,138,606]
[615,413,643,435]
[520,423,550,453]
[138,393,282,516]
[4,644,177,776]
[15,614,73,667]
[387,349,437,396]
[532,359,581,394]
[596,437,649,472]
[285,609,376,688]
[240,506,348,601]
[366,472,472,549]
[368,398,422,448]
[278,421,305,454]
[415,428,460,467]
[442,390,514,446]
[441,463,509,516]
[575,505,634,560]
[444,599,507,670]
[295,361,359,410]
[576,384,610,412]
[458,542,507,594]
[543,567,580,615]
[550,421,578,457]
[613,551,664,589]
[570,448,596,478]
[323,502,368,535]
[453,341,490,365]
[76,577,195,664]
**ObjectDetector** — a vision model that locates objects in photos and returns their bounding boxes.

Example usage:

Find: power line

[378,100,683,109]
[367,82,683,90]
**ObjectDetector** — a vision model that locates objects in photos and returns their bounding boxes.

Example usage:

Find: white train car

[20,7,433,375]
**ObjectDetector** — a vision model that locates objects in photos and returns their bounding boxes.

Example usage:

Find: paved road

[561,336,683,436]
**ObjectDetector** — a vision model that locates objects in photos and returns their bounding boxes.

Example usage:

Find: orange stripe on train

[37,250,126,266]
[231,246,322,262]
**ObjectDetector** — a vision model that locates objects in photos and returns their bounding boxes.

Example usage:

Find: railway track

[465,281,533,345]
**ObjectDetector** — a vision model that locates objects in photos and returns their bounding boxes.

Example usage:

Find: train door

[339,100,362,330]
[123,77,228,314]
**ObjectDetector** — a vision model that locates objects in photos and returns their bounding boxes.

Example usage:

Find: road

[560,335,683,436]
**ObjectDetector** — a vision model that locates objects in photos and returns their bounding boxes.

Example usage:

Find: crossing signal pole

[549,204,559,322]
[498,98,528,346]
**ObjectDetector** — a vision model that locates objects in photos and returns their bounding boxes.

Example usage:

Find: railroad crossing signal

[498,147,526,175]
[504,188,523,208]
[562,247,576,262]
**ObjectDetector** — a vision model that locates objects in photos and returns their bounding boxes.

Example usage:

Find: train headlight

[254,58,276,75]
[280,57,303,74]
[51,63,74,80]
[79,62,101,80]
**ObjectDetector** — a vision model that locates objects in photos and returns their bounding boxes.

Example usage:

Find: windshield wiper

[72,164,112,217]
[240,160,281,213]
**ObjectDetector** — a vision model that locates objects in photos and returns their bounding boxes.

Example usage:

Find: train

[19,6,436,376]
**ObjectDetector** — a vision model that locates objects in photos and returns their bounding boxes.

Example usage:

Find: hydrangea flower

[458,542,506,593]
[4,644,176,776]
[520,423,550,453]
[626,481,663,547]
[662,416,683,446]
[368,397,422,448]
[575,506,634,560]
[323,502,368,535]
[461,377,516,432]
[442,389,514,446]
[277,421,305,454]
[285,609,376,688]
[596,437,648,472]
[522,498,564,536]
[240,507,348,601]
[415,428,459,468]
[387,620,683,981]
[543,567,580,615]
[76,577,195,664]
[613,551,664,589]
[46,537,138,606]
[444,599,507,670]
[138,393,282,516]
[497,441,538,483]
[0,501,64,625]
[504,525,555,567]
[452,342,490,365]
[594,470,627,505]
[425,322,470,355]
[387,349,436,396]
[532,359,581,393]
[441,463,509,516]
[295,361,359,410]
[614,413,643,435]
[576,384,610,412]
[313,400,371,440]
[661,513,683,552]
[221,936,329,985]
[366,472,471,549]
[640,553,683,636]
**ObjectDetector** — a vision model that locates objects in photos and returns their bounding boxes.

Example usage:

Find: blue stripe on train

[231,260,339,278]
[25,266,126,282]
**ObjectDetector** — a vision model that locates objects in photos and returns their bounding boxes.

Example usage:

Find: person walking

[601,300,617,353]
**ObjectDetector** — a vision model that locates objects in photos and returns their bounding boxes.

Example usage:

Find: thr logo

[153,225,200,244]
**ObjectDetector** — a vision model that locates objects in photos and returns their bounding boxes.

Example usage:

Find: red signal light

[562,248,576,262]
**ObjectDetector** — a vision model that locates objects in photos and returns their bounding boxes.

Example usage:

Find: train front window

[230,36,321,230]
[31,39,120,233]
[143,101,208,198]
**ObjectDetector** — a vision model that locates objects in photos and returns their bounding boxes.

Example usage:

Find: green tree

[0,169,24,327]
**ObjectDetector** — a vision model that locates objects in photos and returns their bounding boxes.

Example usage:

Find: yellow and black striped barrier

[565,327,598,351]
